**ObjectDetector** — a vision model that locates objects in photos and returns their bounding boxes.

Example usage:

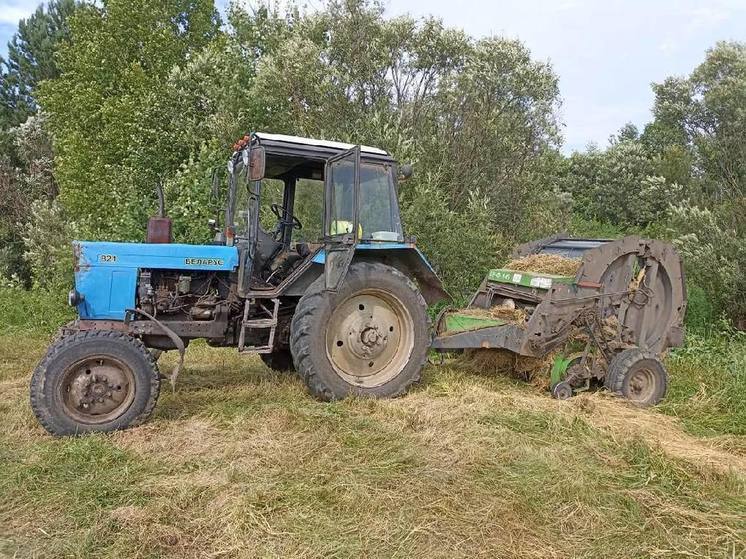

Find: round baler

[432,236,686,405]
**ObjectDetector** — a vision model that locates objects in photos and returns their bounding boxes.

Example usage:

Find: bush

[22,198,79,289]
[0,286,73,335]
[401,179,506,303]
[667,203,743,324]
[561,141,682,228]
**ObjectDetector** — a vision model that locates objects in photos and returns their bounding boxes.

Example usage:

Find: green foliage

[568,214,629,239]
[0,113,57,286]
[663,324,746,437]
[683,285,716,330]
[401,179,505,302]
[38,0,221,241]
[0,286,73,335]
[667,203,744,323]
[22,198,79,289]
[651,42,746,201]
[0,0,77,141]
[0,1,76,284]
[560,140,681,228]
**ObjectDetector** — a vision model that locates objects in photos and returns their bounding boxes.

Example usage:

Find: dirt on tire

[29,330,161,436]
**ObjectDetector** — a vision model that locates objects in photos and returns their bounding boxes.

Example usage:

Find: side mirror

[249,146,266,181]
[398,163,413,181]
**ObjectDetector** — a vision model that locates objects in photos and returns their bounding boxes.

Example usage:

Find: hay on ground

[503,253,581,276]
[457,348,556,390]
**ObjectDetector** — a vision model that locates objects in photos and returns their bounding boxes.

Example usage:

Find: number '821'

[99,254,117,263]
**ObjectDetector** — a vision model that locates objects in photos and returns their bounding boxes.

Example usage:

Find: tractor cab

[224,133,407,293]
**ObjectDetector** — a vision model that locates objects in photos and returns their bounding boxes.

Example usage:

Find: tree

[2,0,77,121]
[649,41,746,201]
[39,0,221,240]
[560,140,680,228]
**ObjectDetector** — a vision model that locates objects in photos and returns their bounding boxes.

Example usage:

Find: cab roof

[251,132,394,181]
[254,132,389,156]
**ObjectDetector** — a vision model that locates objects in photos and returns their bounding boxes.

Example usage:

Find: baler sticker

[185,258,225,266]
[530,276,552,289]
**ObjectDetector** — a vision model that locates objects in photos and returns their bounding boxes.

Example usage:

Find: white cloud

[0,1,38,25]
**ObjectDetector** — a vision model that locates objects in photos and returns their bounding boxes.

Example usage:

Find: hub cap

[326,290,415,388]
[627,367,656,402]
[60,356,136,424]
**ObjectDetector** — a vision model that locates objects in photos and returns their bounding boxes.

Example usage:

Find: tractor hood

[71,241,239,320]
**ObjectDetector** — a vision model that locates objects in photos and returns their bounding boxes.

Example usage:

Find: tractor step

[238,298,280,354]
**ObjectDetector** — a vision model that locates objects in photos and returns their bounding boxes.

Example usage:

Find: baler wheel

[551,381,573,400]
[605,348,667,407]
[30,330,161,436]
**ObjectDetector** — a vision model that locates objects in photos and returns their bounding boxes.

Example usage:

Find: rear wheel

[30,330,160,436]
[290,262,429,400]
[605,348,667,407]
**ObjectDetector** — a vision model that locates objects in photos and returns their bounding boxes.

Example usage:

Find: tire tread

[290,262,429,401]
[30,329,161,436]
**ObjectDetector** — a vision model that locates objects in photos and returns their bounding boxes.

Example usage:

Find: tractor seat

[254,227,283,273]
[254,229,313,280]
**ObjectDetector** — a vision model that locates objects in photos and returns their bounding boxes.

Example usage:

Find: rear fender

[287,244,449,305]
[355,247,450,305]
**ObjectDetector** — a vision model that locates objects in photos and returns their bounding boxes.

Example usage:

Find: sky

[1,0,744,152]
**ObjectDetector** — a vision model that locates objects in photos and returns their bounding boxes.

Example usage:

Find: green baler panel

[487,268,575,290]
[444,313,506,334]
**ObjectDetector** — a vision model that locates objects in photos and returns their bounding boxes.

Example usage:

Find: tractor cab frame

[222,133,408,298]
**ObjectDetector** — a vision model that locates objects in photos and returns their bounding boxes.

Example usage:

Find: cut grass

[0,334,744,558]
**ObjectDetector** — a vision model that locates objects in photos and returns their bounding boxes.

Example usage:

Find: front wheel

[290,262,429,400]
[30,330,161,436]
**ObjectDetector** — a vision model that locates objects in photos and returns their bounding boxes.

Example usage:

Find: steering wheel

[270,203,302,230]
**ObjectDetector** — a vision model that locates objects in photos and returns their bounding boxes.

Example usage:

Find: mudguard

[308,242,450,305]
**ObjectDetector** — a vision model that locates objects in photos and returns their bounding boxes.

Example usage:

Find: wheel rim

[627,367,656,402]
[59,355,136,424]
[325,289,415,388]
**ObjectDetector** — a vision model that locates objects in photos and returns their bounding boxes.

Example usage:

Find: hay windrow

[457,349,556,390]
[503,253,581,276]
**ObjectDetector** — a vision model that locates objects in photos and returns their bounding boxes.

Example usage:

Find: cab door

[323,146,360,291]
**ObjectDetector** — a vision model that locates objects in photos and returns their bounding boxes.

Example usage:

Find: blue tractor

[31,133,447,436]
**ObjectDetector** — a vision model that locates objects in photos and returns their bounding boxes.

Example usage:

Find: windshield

[327,161,403,241]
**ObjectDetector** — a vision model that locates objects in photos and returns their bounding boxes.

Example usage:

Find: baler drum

[588,242,685,354]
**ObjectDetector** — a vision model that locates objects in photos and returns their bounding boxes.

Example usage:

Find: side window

[293,179,324,242]
[359,164,402,240]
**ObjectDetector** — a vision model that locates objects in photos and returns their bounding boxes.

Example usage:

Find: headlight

[67,289,83,306]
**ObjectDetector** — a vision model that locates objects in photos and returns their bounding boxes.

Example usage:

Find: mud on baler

[432,236,687,406]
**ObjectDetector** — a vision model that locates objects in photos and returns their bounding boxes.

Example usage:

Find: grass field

[0,332,744,559]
